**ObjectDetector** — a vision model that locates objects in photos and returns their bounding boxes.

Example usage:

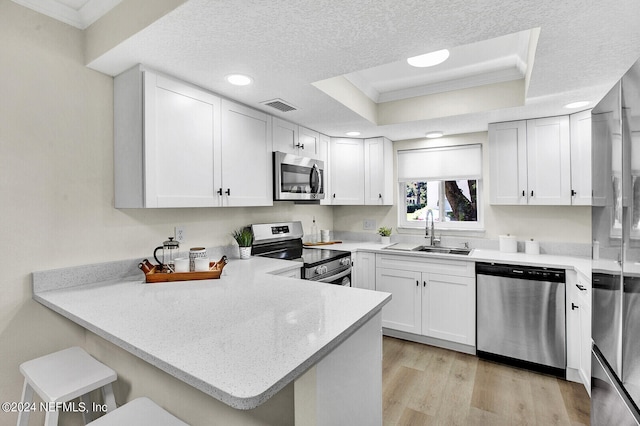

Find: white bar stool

[18,346,117,426]
[86,397,188,425]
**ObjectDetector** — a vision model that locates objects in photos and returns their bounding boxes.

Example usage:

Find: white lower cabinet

[375,268,422,334]
[353,251,375,290]
[566,269,591,394]
[422,273,475,344]
[375,254,475,347]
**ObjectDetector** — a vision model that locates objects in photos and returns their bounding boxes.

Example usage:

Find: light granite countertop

[32,240,593,411]
[33,255,391,410]
[316,240,592,278]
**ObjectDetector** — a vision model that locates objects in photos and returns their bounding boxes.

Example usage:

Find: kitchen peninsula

[32,255,391,425]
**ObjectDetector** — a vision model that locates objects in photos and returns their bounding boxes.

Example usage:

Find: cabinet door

[272,118,298,154]
[375,268,421,334]
[488,121,527,205]
[526,116,572,205]
[144,72,221,207]
[422,273,475,345]
[570,110,592,206]
[364,137,393,205]
[221,100,273,206]
[566,272,581,371]
[354,252,375,290]
[576,271,592,393]
[579,290,592,394]
[591,111,613,206]
[330,138,364,205]
[319,134,332,206]
[298,127,319,158]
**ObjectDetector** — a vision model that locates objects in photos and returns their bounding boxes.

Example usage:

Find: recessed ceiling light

[426,131,444,139]
[346,131,361,136]
[226,74,253,86]
[563,101,589,109]
[407,49,450,68]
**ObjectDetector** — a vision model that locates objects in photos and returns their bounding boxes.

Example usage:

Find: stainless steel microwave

[273,151,325,201]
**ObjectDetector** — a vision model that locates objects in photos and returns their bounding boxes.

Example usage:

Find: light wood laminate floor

[383,337,590,426]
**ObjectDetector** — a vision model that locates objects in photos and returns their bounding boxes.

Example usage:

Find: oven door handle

[315,268,351,283]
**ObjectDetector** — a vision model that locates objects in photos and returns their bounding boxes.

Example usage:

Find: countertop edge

[239,293,391,409]
[332,241,592,277]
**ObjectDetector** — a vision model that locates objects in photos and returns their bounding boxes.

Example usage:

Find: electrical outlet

[363,219,376,230]
[174,226,186,243]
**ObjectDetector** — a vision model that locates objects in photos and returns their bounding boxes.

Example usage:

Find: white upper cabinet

[364,137,393,205]
[489,114,587,206]
[298,126,319,158]
[330,138,365,205]
[318,133,332,206]
[220,100,273,207]
[570,110,592,206]
[329,137,393,205]
[114,66,271,208]
[272,118,318,158]
[488,121,528,205]
[115,66,221,208]
[272,118,299,154]
[526,116,571,205]
[591,111,613,206]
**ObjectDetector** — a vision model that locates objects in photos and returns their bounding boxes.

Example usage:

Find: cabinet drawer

[375,253,474,277]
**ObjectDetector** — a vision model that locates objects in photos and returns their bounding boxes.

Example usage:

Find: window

[397,144,483,230]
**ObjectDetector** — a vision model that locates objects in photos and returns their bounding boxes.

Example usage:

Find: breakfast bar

[32,255,391,425]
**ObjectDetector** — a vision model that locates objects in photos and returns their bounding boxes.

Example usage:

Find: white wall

[0,2,329,424]
[333,132,591,244]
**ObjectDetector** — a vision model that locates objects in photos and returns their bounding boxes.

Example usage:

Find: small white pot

[380,236,391,245]
[239,246,251,260]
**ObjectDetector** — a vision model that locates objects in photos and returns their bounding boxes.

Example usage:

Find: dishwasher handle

[476,262,565,283]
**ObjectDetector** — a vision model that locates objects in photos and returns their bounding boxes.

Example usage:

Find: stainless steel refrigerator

[591,58,640,425]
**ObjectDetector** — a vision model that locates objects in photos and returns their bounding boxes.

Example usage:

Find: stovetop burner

[251,221,350,267]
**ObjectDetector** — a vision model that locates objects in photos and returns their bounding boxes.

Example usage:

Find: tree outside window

[404,180,477,224]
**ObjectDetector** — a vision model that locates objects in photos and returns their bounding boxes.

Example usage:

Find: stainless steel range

[251,221,352,286]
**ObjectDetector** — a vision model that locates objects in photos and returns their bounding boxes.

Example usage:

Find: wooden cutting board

[303,241,343,246]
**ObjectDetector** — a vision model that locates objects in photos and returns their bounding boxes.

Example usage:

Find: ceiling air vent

[261,98,297,113]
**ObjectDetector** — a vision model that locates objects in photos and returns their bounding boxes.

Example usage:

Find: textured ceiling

[84,0,640,141]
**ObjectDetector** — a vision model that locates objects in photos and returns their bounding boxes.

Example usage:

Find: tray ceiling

[14,0,640,141]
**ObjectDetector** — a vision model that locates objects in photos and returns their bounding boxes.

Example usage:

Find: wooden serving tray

[141,256,228,283]
[303,241,343,246]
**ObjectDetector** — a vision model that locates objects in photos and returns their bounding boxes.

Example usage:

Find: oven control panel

[271,225,290,235]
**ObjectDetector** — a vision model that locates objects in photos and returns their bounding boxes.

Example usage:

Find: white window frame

[396,143,484,232]
[398,179,484,231]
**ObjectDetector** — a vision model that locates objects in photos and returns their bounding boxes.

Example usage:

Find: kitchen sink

[413,245,472,255]
[383,243,471,255]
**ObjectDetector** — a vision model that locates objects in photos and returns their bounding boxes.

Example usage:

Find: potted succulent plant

[232,227,253,259]
[378,226,392,245]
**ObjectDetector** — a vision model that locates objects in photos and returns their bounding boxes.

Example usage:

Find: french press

[154,237,180,273]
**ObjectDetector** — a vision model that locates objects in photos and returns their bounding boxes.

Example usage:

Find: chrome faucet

[425,209,435,246]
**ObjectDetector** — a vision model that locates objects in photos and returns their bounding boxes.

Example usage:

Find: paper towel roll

[499,235,517,253]
[525,239,540,255]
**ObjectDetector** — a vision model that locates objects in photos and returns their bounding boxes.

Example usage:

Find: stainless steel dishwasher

[476,262,566,377]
